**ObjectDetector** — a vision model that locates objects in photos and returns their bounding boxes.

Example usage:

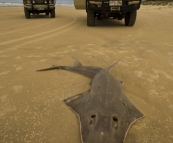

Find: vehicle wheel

[124,10,137,26]
[24,7,30,19]
[51,9,55,18]
[87,8,95,26]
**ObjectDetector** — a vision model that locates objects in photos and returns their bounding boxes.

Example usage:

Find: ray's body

[38,58,143,143]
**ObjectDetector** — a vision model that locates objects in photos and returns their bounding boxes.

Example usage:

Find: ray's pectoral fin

[132,108,143,122]
[128,102,144,122]
[64,92,90,115]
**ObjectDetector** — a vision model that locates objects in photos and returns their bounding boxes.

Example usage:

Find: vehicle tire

[87,8,95,26]
[24,7,30,19]
[51,9,55,18]
[124,10,137,26]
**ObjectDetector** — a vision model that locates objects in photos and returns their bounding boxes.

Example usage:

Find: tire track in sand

[0,19,57,36]
[0,20,43,31]
[0,16,77,47]
[0,16,82,53]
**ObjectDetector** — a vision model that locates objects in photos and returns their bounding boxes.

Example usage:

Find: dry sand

[0,5,173,143]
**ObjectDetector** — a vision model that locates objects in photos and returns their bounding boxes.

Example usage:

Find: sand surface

[0,5,173,143]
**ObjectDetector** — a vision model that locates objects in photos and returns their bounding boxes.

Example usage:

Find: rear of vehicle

[74,0,142,26]
[23,0,56,19]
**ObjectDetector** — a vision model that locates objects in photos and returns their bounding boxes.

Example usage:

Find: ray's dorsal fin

[103,59,121,72]
[72,57,82,67]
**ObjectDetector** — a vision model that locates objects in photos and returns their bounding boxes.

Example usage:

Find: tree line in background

[145,0,173,1]
[142,0,173,6]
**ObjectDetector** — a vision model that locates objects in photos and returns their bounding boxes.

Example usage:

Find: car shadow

[30,14,52,19]
[77,16,126,27]
[95,18,125,27]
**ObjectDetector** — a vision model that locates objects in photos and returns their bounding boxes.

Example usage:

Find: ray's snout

[81,113,124,143]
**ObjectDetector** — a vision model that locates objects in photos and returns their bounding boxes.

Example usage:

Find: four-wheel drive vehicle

[74,0,142,26]
[23,0,56,19]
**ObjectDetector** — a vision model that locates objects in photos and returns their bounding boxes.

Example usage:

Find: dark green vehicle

[23,0,56,19]
[74,0,142,26]
[87,0,142,26]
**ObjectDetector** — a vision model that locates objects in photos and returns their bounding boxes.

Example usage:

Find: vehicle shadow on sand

[96,19,125,27]
[77,17,125,27]
[29,14,54,19]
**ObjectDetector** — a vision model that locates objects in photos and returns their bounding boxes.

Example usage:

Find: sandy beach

[0,5,173,143]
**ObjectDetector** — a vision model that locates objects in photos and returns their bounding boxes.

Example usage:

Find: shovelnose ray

[37,58,143,143]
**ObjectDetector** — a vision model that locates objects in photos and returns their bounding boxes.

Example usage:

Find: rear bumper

[24,4,55,10]
[88,0,141,12]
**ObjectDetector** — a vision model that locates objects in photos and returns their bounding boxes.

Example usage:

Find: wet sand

[0,5,173,143]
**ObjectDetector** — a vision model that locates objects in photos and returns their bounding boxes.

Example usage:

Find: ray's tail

[37,57,120,78]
